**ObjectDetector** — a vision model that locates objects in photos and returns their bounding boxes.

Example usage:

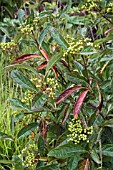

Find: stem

[81,55,90,83]
[99,140,102,169]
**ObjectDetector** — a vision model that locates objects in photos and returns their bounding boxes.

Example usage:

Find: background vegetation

[0,0,113,169]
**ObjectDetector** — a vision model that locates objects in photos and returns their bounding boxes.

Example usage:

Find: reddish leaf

[37,61,47,70]
[78,159,90,170]
[12,54,41,64]
[40,48,59,78]
[40,48,50,61]
[39,119,47,141]
[74,90,89,118]
[62,106,70,124]
[52,66,59,79]
[56,86,84,104]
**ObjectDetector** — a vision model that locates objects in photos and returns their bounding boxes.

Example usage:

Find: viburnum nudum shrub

[0,0,113,169]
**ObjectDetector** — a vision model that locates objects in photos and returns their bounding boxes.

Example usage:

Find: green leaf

[0,132,13,141]
[0,160,13,164]
[18,9,25,23]
[39,26,50,46]
[49,26,69,50]
[91,149,101,164]
[0,27,10,38]
[31,92,47,110]
[48,143,86,159]
[6,64,38,75]
[9,98,31,111]
[17,122,38,140]
[67,155,80,170]
[11,70,38,92]
[100,144,113,157]
[46,53,62,74]
[100,119,113,127]
[78,51,97,55]
[60,0,72,18]
[37,164,59,170]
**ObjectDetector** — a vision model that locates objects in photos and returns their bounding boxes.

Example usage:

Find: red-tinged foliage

[74,90,89,118]
[39,119,47,142]
[52,66,59,79]
[40,48,50,61]
[60,59,70,71]
[62,107,70,124]
[12,54,41,64]
[56,86,84,104]
[78,159,90,170]
[37,61,47,70]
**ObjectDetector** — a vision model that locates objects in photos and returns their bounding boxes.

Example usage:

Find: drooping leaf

[11,70,38,92]
[17,122,38,140]
[6,64,38,75]
[49,26,69,50]
[74,89,89,118]
[56,86,83,104]
[46,53,62,74]
[9,98,31,111]
[0,132,13,141]
[11,54,41,64]
[48,143,86,159]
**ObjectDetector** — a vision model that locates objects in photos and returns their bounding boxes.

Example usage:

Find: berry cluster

[19,24,34,35]
[20,143,37,169]
[68,117,93,144]
[36,77,59,99]
[63,36,94,57]
[0,40,17,52]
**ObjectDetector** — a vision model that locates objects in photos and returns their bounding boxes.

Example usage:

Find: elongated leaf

[11,54,41,64]
[0,160,13,164]
[6,64,38,75]
[9,98,31,111]
[11,70,38,92]
[38,61,47,70]
[49,26,68,50]
[46,53,62,74]
[48,143,86,159]
[56,86,83,104]
[37,164,59,170]
[96,144,113,157]
[60,0,72,17]
[39,26,50,46]
[91,149,101,164]
[40,48,58,78]
[78,51,97,55]
[0,132,13,141]
[74,90,89,118]
[100,119,113,127]
[17,122,38,140]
